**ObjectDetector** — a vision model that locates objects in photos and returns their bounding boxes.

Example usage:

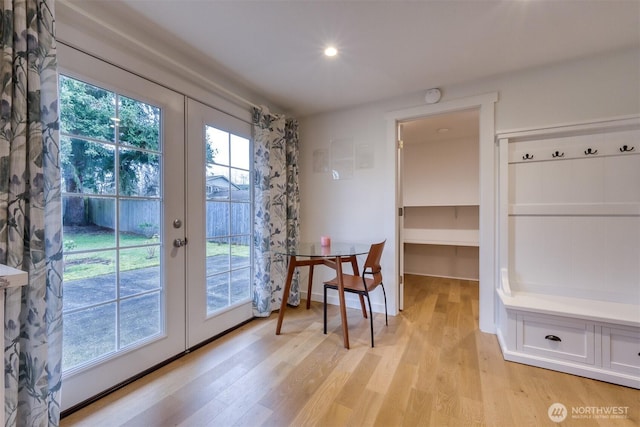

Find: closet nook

[401,109,480,281]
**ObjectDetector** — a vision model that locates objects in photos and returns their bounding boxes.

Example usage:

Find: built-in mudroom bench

[496,117,640,389]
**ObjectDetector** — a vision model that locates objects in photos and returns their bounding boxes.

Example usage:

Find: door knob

[173,238,188,248]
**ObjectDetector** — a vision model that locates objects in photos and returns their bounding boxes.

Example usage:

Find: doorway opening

[389,92,497,332]
[400,109,480,287]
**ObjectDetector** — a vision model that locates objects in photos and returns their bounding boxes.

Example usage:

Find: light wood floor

[62,275,638,426]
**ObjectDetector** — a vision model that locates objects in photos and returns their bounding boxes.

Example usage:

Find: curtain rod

[58,0,260,111]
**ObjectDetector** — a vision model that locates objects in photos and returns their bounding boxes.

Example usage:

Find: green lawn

[63,228,249,281]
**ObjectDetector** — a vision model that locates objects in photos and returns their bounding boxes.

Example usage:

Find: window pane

[207,201,229,238]
[61,137,115,195]
[230,168,250,201]
[206,164,230,200]
[206,126,229,166]
[230,203,250,237]
[231,268,250,304]
[119,293,161,347]
[63,197,116,251]
[63,303,116,371]
[119,199,160,245]
[59,75,116,143]
[119,248,161,297]
[231,235,250,270]
[230,135,249,170]
[207,272,230,313]
[207,238,230,277]
[118,96,160,151]
[63,251,117,308]
[119,148,160,197]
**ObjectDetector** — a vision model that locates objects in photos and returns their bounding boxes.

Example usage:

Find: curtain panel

[252,108,300,317]
[0,0,63,425]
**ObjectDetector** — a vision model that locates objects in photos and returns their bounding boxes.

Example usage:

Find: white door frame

[386,92,498,333]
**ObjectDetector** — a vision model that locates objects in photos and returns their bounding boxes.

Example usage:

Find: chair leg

[364,292,375,347]
[323,285,328,334]
[381,283,388,326]
[358,294,368,318]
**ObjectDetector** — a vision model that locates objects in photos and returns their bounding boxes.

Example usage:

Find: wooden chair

[323,240,388,347]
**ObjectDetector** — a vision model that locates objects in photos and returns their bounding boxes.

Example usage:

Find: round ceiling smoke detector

[425,88,441,104]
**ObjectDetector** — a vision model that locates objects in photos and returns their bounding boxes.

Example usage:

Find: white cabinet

[602,326,640,376]
[517,312,595,365]
[496,117,640,389]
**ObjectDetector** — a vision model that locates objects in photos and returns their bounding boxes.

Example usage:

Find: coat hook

[522,153,534,160]
[584,148,598,155]
[552,151,565,158]
[620,145,635,152]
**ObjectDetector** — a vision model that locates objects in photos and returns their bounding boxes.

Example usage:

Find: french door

[58,45,187,411]
[185,99,253,346]
[59,46,254,412]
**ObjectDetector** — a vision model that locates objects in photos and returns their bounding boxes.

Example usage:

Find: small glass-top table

[273,242,370,349]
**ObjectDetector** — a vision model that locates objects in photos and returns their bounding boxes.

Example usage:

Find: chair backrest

[363,240,385,283]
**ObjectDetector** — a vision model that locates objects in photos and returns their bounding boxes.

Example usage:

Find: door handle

[173,238,188,248]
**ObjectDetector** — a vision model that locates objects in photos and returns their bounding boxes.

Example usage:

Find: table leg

[306,264,314,309]
[276,255,297,335]
[336,257,350,349]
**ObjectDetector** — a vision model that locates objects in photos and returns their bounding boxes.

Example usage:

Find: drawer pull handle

[545,335,562,342]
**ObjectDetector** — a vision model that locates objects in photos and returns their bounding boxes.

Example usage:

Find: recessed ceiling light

[324,46,338,57]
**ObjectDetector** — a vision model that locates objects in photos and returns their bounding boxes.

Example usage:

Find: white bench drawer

[517,313,595,364]
[602,326,640,376]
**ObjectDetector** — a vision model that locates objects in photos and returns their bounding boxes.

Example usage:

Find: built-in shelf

[497,117,640,389]
[403,205,479,247]
[403,203,479,208]
[403,228,479,247]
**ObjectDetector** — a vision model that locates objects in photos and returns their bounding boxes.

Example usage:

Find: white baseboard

[302,290,389,315]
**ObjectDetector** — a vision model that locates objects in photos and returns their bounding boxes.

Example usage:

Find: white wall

[299,47,640,324]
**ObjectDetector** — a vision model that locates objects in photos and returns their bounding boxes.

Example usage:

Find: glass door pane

[60,76,164,370]
[205,126,251,314]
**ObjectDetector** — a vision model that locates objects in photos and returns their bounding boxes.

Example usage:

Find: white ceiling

[402,108,479,145]
[90,1,639,117]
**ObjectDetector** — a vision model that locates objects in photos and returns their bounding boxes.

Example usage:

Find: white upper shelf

[403,228,479,247]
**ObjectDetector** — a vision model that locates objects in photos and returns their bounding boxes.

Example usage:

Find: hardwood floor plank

[373,361,418,425]
[344,389,384,427]
[61,275,639,427]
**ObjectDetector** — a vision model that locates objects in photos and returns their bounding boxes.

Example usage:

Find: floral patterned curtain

[0,0,63,425]
[252,108,300,317]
